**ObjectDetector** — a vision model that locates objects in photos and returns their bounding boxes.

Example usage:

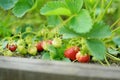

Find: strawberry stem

[104,56,110,66]
[98,60,106,66]
[106,53,120,61]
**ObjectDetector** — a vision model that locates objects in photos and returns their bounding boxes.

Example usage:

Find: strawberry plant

[40,0,111,61]
[0,0,120,66]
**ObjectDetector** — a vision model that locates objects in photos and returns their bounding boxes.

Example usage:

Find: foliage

[0,0,120,65]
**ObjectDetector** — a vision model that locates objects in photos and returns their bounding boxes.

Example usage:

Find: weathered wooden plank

[0,56,120,80]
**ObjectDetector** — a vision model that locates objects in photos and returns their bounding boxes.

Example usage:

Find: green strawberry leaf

[55,44,67,59]
[86,39,106,60]
[1,40,8,49]
[41,52,51,60]
[40,1,71,16]
[107,48,120,55]
[85,22,111,39]
[47,16,62,27]
[67,9,93,34]
[47,45,57,59]
[62,58,71,62]
[59,26,80,39]
[113,36,120,46]
[65,0,83,13]
[47,45,56,54]
[0,0,18,10]
[12,0,34,17]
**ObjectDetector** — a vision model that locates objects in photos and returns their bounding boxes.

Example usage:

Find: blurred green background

[0,0,120,38]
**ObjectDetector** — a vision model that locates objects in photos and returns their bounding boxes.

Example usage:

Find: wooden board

[0,56,120,80]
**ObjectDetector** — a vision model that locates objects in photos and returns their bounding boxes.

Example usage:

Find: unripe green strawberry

[17,39,25,46]
[52,38,62,48]
[25,36,32,44]
[36,31,42,37]
[3,50,13,56]
[17,45,27,55]
[92,57,98,61]
[26,27,32,32]
[28,46,37,55]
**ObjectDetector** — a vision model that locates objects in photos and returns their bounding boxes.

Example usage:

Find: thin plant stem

[84,0,90,12]
[72,59,77,63]
[98,60,106,66]
[106,53,120,61]
[62,14,76,26]
[52,14,76,33]
[22,31,37,36]
[112,26,120,33]
[110,17,120,29]
[104,56,110,66]
[92,0,100,22]
[96,0,113,22]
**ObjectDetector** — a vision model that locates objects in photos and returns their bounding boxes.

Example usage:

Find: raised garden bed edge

[0,56,120,80]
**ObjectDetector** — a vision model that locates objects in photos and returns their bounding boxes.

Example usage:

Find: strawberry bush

[0,0,120,66]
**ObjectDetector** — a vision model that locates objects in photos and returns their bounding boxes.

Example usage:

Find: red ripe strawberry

[8,44,17,52]
[36,42,44,51]
[64,46,80,60]
[76,51,90,63]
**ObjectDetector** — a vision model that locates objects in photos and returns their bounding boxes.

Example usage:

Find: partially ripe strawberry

[64,46,80,60]
[76,51,90,63]
[36,40,52,51]
[42,41,51,50]
[47,40,52,44]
